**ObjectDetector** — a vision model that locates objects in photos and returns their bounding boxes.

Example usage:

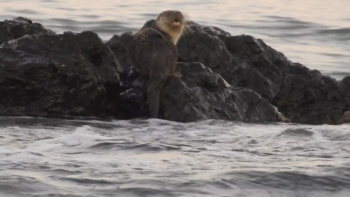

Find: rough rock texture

[106,32,134,71]
[0,17,349,124]
[224,36,348,124]
[340,76,350,103]
[161,63,283,122]
[0,30,121,118]
[111,20,349,124]
[119,62,284,123]
[117,67,149,119]
[177,22,235,81]
[0,17,55,45]
[339,77,350,124]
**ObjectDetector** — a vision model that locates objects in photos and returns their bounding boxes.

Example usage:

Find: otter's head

[155,10,186,45]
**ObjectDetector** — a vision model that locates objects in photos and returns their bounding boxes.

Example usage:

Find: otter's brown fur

[127,10,186,118]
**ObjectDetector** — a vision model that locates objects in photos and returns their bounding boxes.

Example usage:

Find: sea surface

[1,117,350,197]
[0,0,350,197]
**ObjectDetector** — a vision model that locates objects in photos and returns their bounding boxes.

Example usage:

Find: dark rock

[340,76,350,102]
[202,26,231,37]
[176,22,235,80]
[105,32,134,71]
[0,17,55,45]
[1,17,348,124]
[0,31,121,118]
[118,20,348,124]
[120,62,284,123]
[130,22,344,124]
[186,21,231,37]
[162,62,284,122]
[224,35,348,124]
[117,67,149,119]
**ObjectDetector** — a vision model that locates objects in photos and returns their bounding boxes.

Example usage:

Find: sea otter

[127,10,186,118]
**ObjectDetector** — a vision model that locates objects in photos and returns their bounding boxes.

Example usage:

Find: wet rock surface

[0,17,349,124]
[340,76,350,102]
[224,35,347,124]
[0,17,55,45]
[123,20,349,124]
[105,32,134,71]
[0,21,121,118]
[119,63,283,122]
[160,63,283,122]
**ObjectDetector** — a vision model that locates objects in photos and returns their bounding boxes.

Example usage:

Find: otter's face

[156,10,186,45]
[158,10,185,32]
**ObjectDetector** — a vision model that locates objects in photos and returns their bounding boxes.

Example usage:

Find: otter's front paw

[174,71,182,78]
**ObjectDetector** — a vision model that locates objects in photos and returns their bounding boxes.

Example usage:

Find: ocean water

[1,117,350,197]
[1,0,350,196]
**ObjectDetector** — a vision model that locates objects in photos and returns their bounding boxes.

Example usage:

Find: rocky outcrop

[339,77,350,124]
[0,27,121,118]
[173,22,348,124]
[0,17,349,124]
[340,76,350,102]
[119,62,284,122]
[106,32,134,71]
[0,17,55,45]
[162,63,283,122]
[223,36,347,124]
